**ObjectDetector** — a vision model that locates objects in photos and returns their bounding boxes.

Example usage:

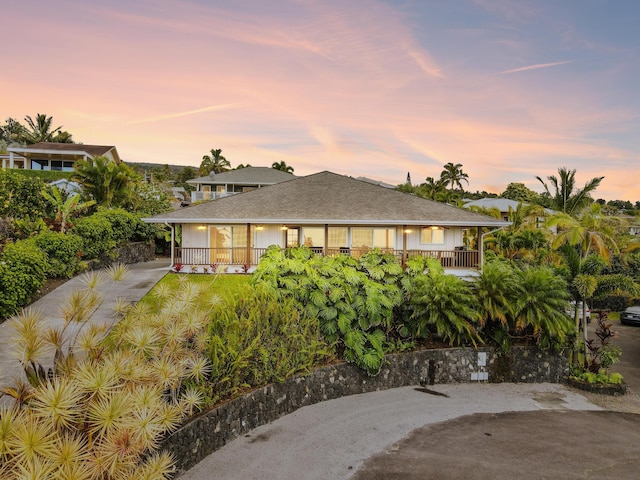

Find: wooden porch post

[246,223,252,265]
[402,225,407,265]
[477,226,482,268]
[170,223,175,267]
[324,224,329,256]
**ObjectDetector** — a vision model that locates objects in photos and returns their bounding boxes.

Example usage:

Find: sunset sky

[3,0,639,201]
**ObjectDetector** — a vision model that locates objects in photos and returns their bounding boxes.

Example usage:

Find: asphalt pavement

[176,383,640,480]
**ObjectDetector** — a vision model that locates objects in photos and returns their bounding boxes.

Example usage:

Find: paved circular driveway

[352,409,640,479]
[176,384,640,480]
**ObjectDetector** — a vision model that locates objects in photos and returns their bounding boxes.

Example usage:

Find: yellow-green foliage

[1,276,218,479]
[203,283,334,403]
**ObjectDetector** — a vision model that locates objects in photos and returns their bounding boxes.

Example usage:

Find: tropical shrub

[31,230,85,277]
[91,208,141,245]
[402,257,482,346]
[511,266,574,349]
[1,271,213,479]
[253,247,405,375]
[71,214,115,258]
[0,240,49,318]
[473,260,518,351]
[203,283,333,403]
[0,169,51,220]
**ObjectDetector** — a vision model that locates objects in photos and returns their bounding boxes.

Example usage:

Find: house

[4,142,121,171]
[0,152,27,169]
[144,171,509,274]
[463,197,554,230]
[49,178,81,195]
[463,198,522,222]
[186,166,296,203]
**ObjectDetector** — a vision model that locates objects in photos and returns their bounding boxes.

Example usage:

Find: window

[51,160,74,171]
[209,225,254,263]
[328,227,347,249]
[421,226,444,244]
[31,159,48,170]
[373,228,395,250]
[352,228,395,251]
[303,227,324,248]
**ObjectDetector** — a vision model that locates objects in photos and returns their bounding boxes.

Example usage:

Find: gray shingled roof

[187,167,296,185]
[146,171,510,227]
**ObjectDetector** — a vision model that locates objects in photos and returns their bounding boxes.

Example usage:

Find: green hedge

[31,230,85,278]
[0,241,49,318]
[91,208,142,244]
[71,215,116,259]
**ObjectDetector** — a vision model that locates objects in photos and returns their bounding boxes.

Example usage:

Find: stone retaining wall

[90,241,155,269]
[165,346,568,476]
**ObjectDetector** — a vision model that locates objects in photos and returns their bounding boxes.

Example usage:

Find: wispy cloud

[126,104,239,125]
[500,60,574,75]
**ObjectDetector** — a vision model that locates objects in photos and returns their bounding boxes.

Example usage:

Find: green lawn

[139,273,252,312]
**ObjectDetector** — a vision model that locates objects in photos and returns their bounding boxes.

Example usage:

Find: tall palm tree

[73,156,136,207]
[199,148,230,176]
[272,160,294,173]
[419,176,447,200]
[547,203,619,264]
[439,162,469,191]
[22,113,63,144]
[536,167,603,216]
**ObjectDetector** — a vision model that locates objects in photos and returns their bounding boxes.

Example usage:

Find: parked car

[566,301,591,323]
[620,306,640,326]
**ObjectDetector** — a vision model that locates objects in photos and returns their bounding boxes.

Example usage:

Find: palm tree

[547,203,620,264]
[536,167,603,216]
[73,156,136,207]
[41,186,95,233]
[199,148,230,176]
[439,162,469,191]
[473,261,517,351]
[512,266,573,349]
[406,259,482,346]
[22,113,63,144]
[272,160,294,173]
[419,176,447,200]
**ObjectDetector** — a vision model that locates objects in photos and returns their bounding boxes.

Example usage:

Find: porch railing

[175,247,480,269]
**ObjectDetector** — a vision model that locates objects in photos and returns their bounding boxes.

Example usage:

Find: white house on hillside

[4,142,121,171]
[186,167,296,203]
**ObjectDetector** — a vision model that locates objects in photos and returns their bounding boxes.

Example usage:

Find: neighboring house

[4,142,121,171]
[463,198,523,222]
[0,152,27,169]
[186,166,296,203]
[463,197,554,229]
[49,178,81,195]
[145,171,509,274]
[354,176,396,189]
[618,215,640,236]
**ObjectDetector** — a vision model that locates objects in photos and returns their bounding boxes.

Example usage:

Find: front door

[286,228,300,248]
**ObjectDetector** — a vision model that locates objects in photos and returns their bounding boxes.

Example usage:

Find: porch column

[9,151,14,168]
[477,226,482,268]
[246,223,252,265]
[170,223,175,267]
[402,225,407,265]
[324,224,329,256]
